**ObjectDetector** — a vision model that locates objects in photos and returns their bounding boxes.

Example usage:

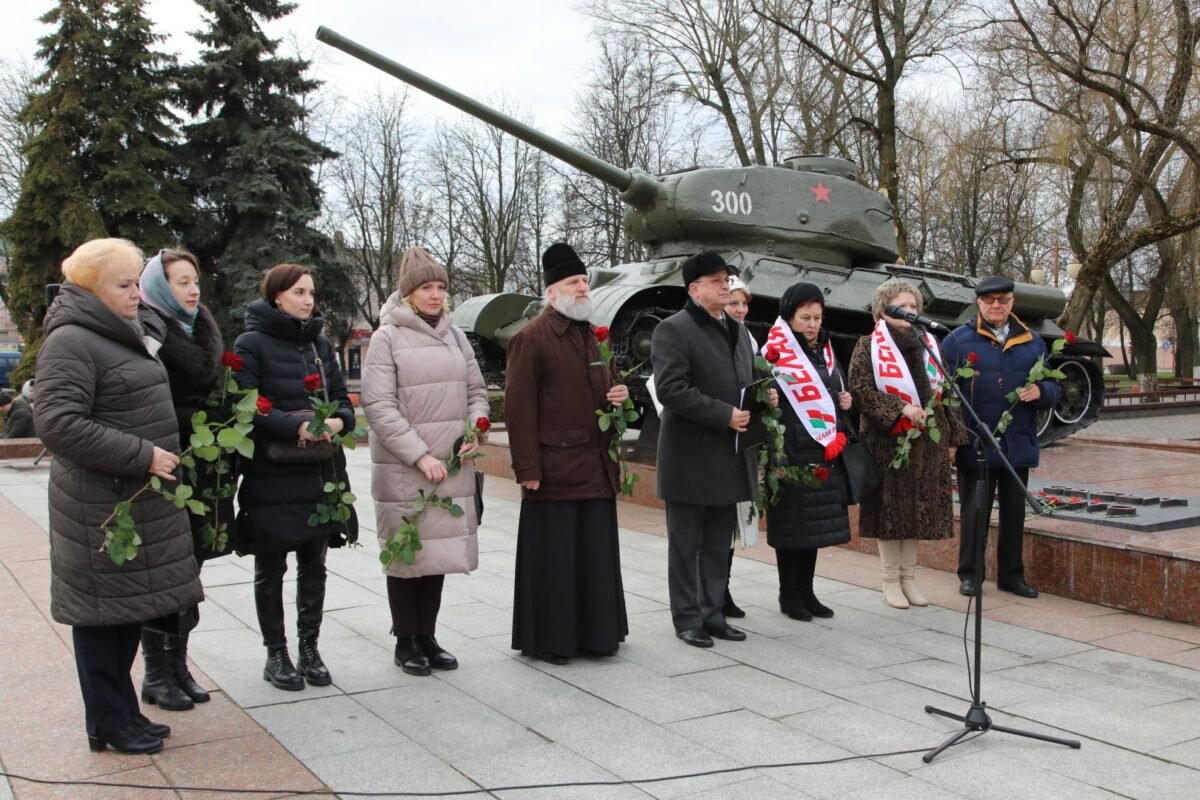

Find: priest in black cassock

[505,242,630,665]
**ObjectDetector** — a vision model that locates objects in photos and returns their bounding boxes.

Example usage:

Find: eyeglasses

[979,295,1014,306]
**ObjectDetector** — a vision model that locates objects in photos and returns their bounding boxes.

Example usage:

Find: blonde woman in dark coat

[35,238,203,755]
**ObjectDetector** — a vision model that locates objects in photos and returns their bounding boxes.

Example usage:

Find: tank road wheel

[1053,360,1093,425]
[1036,406,1053,437]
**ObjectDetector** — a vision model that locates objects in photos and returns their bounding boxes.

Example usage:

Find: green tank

[317,27,1105,444]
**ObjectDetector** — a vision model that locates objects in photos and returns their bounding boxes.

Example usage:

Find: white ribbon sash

[762,318,838,448]
[870,318,945,405]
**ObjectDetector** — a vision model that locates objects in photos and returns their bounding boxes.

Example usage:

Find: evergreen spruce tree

[2,0,185,380]
[176,0,345,337]
[92,0,185,246]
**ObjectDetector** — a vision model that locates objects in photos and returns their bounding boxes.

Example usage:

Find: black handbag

[837,411,880,506]
[261,343,335,465]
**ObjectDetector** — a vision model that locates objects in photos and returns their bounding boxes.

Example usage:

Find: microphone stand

[908,321,1080,763]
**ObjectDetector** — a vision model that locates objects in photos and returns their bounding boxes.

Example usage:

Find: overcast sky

[5,0,603,137]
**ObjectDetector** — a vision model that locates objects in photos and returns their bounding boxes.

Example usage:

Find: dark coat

[847,326,968,541]
[3,393,35,438]
[35,284,203,627]
[150,304,235,560]
[504,306,619,502]
[233,300,358,554]
[651,300,757,506]
[940,314,1060,470]
[766,329,851,550]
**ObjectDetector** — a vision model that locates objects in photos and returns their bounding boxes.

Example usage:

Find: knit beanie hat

[398,247,449,297]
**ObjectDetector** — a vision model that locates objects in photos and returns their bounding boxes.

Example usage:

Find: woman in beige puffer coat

[362,248,489,676]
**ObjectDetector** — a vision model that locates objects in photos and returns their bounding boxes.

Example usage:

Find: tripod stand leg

[922,725,975,764]
[990,723,1081,749]
[924,705,966,723]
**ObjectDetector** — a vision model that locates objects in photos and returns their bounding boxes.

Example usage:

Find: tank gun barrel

[315,27,661,209]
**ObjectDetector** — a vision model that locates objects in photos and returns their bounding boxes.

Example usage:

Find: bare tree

[560,37,687,265]
[0,57,36,307]
[327,88,431,328]
[0,57,36,224]
[755,0,967,259]
[589,0,792,167]
[988,0,1200,372]
[427,105,552,297]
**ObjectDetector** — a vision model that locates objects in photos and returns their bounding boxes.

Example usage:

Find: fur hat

[728,276,751,298]
[682,251,738,285]
[0,390,13,407]
[779,282,825,321]
[542,242,587,287]
[397,247,449,298]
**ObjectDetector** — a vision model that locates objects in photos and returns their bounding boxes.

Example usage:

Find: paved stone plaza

[2,444,1200,799]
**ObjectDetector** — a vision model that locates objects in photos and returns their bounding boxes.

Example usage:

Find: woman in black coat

[766,284,853,621]
[233,263,357,691]
[136,247,229,712]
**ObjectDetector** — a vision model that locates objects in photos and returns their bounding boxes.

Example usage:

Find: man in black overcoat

[651,252,761,647]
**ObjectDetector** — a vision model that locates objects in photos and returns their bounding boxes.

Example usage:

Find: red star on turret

[810,181,831,203]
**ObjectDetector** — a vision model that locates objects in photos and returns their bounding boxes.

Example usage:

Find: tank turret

[317,27,1105,444]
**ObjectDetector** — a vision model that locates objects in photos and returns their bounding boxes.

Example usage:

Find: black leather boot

[799,549,834,618]
[776,551,812,621]
[394,637,431,676]
[133,713,171,739]
[168,632,210,703]
[141,630,194,710]
[88,721,163,754]
[263,646,305,691]
[416,635,458,671]
[297,636,332,686]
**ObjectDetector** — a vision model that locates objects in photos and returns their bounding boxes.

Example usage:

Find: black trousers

[254,535,328,649]
[72,623,142,737]
[957,466,1030,586]
[775,547,817,608]
[387,575,445,638]
[665,501,736,632]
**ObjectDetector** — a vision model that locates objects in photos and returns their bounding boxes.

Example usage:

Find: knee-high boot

[140,629,194,711]
[899,539,928,607]
[876,540,909,609]
[167,630,210,703]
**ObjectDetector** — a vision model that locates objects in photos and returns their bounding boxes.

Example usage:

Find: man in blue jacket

[941,276,1061,599]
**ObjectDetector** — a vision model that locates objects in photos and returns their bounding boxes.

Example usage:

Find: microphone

[884,304,949,332]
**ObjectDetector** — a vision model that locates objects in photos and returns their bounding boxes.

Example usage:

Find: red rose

[765,347,781,364]
[221,351,244,371]
[303,373,322,393]
[815,466,829,481]
[256,395,273,415]
[966,352,978,365]
[475,416,492,434]
[891,417,914,435]
[595,326,610,342]
[1064,331,1077,345]
[1092,498,1102,504]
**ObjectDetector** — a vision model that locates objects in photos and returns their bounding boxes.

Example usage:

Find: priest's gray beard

[548,292,593,322]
